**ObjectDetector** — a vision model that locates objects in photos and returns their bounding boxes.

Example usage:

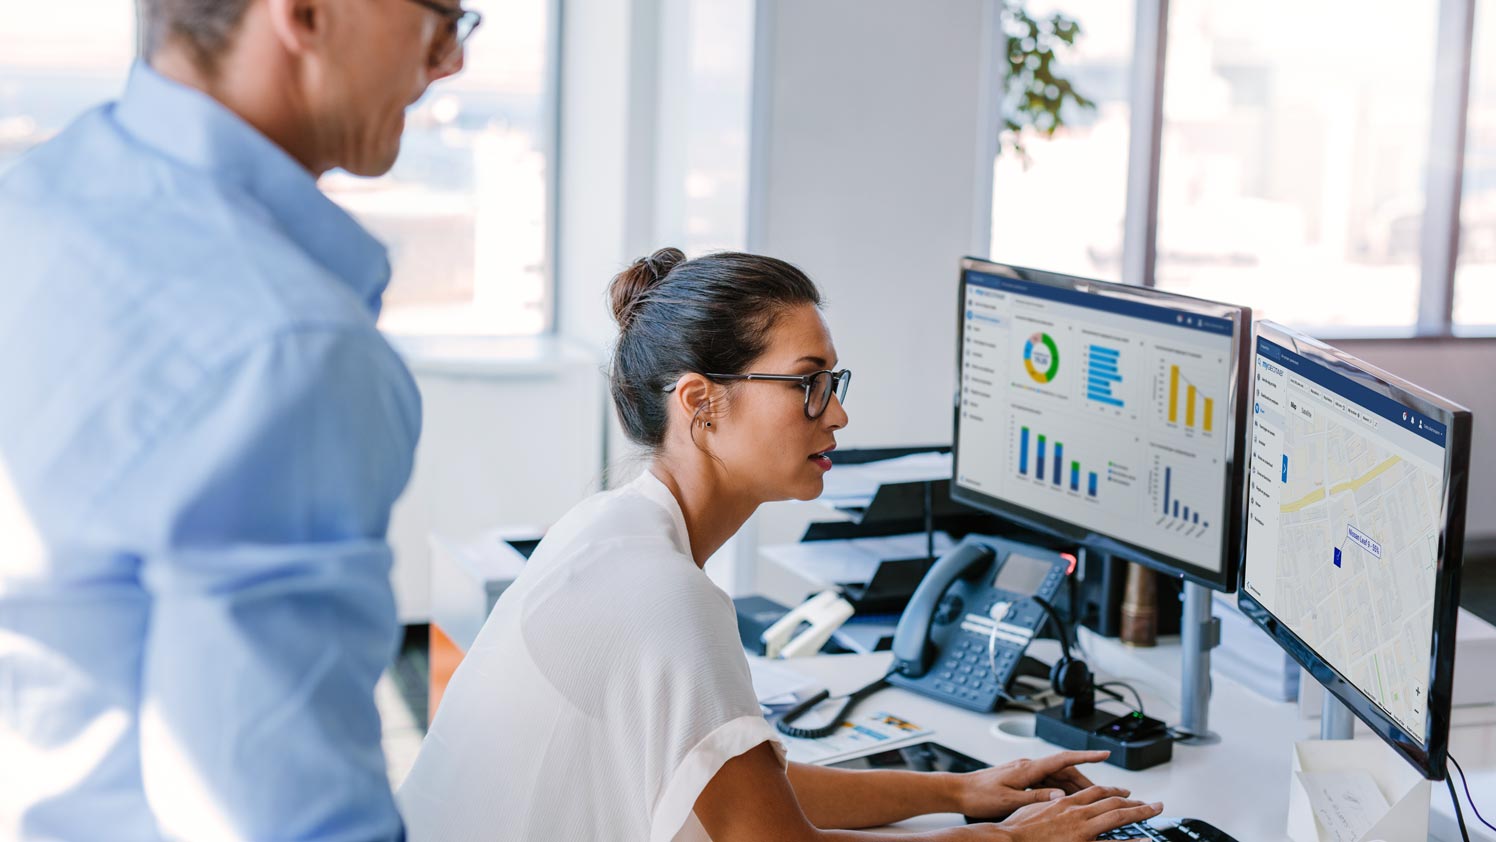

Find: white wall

[747,0,1002,448]
[1337,338,1496,541]
[387,338,606,622]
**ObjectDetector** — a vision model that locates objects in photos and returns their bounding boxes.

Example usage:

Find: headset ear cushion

[1050,657,1092,698]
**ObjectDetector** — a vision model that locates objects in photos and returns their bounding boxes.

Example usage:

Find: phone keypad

[926,636,1014,706]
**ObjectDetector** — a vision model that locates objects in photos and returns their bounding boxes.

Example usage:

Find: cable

[1096,681,1146,716]
[774,675,889,740]
[1448,773,1470,842]
[1449,753,1495,834]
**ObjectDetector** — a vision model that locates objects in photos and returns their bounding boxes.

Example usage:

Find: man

[0,0,477,838]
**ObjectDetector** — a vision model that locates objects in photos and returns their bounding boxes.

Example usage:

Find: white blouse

[397,469,785,841]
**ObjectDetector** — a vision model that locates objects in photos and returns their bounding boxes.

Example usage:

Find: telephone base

[1033,704,1173,771]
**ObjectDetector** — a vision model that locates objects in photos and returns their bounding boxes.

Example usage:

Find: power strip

[1033,704,1174,771]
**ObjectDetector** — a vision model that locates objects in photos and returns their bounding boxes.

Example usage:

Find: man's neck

[149,42,324,175]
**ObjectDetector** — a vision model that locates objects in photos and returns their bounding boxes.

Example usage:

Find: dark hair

[609,248,823,450]
[138,0,252,74]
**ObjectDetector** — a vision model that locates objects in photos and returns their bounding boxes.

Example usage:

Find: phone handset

[891,541,996,678]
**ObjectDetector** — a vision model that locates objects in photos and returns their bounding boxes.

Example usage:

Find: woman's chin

[789,474,826,501]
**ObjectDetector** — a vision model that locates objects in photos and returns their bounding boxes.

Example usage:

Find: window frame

[1118,0,1481,339]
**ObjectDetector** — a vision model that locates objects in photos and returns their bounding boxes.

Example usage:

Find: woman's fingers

[1021,750,1111,783]
[1060,785,1132,806]
[1085,801,1165,837]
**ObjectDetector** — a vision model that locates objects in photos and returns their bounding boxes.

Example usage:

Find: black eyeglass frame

[664,369,852,419]
[402,0,483,68]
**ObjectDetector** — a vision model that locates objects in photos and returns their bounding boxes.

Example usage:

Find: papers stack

[817,451,954,510]
[776,708,935,765]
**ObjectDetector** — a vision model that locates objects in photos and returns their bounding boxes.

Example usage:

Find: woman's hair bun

[610,247,687,331]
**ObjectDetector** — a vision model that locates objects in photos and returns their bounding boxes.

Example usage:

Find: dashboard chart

[956,272,1235,569]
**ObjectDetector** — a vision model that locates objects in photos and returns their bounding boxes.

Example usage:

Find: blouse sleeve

[520,539,785,842]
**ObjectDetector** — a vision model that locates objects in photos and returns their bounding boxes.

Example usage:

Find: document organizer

[1286,739,1429,842]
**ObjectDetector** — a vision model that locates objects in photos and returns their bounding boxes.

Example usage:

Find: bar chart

[1015,422,1101,498]
[1151,455,1212,537]
[1084,344,1124,408]
[1155,360,1217,435]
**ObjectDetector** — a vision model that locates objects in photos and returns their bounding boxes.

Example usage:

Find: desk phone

[888,535,1069,711]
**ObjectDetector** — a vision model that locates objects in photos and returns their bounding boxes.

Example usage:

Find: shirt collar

[633,468,695,562]
[112,61,391,315]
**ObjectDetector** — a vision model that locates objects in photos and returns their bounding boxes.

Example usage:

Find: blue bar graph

[1161,464,1208,528]
[1086,345,1125,408]
[1016,426,1104,500]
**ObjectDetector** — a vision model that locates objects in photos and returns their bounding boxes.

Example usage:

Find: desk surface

[775,640,1496,840]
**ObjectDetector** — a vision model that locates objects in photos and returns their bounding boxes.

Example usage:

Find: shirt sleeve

[103,326,420,842]
[520,546,785,842]
[642,587,787,842]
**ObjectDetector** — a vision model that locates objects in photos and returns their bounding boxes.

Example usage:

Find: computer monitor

[951,258,1251,592]
[1239,321,1470,778]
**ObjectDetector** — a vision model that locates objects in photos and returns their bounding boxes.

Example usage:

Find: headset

[1032,595,1095,718]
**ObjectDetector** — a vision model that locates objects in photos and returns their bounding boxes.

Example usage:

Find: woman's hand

[996,785,1163,841]
[952,749,1113,820]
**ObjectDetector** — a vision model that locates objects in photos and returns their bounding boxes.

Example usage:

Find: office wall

[1338,339,1496,541]
[386,341,607,622]
[747,0,1001,449]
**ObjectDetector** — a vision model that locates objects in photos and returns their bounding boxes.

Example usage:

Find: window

[1153,0,1437,331]
[0,4,136,176]
[329,0,554,337]
[0,2,554,339]
[989,0,1135,279]
[674,0,754,255]
[1456,0,1496,331]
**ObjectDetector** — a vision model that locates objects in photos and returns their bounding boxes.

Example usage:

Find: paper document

[1297,770,1390,842]
[762,532,955,587]
[818,452,954,509]
[776,708,933,765]
[748,659,823,706]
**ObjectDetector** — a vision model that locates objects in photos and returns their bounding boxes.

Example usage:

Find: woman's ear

[669,373,718,430]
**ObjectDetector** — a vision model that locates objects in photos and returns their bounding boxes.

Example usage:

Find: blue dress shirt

[0,63,420,841]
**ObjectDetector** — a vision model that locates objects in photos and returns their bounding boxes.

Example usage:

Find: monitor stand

[1320,694,1356,740]
[1175,581,1222,745]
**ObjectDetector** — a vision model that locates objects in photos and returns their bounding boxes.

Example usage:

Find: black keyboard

[1097,817,1239,841]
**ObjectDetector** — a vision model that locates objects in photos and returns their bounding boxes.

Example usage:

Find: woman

[397,249,1164,841]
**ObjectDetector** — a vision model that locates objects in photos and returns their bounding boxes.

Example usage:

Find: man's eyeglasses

[664,370,852,420]
[403,0,483,69]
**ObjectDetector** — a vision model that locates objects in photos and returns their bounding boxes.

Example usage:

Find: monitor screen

[952,259,1250,590]
[1240,323,1470,777]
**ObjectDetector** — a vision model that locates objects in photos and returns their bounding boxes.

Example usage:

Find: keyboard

[1097,816,1239,840]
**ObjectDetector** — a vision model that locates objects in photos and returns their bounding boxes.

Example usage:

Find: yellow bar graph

[1186,385,1197,427]
[1204,398,1214,432]
[1168,365,1180,423]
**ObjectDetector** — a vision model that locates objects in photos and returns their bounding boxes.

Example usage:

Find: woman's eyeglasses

[402,0,483,69]
[664,370,852,420]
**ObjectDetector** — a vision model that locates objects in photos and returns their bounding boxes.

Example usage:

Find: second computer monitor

[1240,321,1470,778]
[951,258,1251,591]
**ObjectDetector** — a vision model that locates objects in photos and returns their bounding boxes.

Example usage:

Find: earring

[704,421,713,428]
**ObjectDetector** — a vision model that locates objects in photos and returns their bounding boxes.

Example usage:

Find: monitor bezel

[1238,320,1471,780]
[950,257,1252,593]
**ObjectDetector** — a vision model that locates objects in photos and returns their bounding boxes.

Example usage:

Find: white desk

[776,639,1496,840]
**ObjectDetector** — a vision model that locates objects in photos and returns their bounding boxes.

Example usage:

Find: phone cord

[774,674,892,740]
